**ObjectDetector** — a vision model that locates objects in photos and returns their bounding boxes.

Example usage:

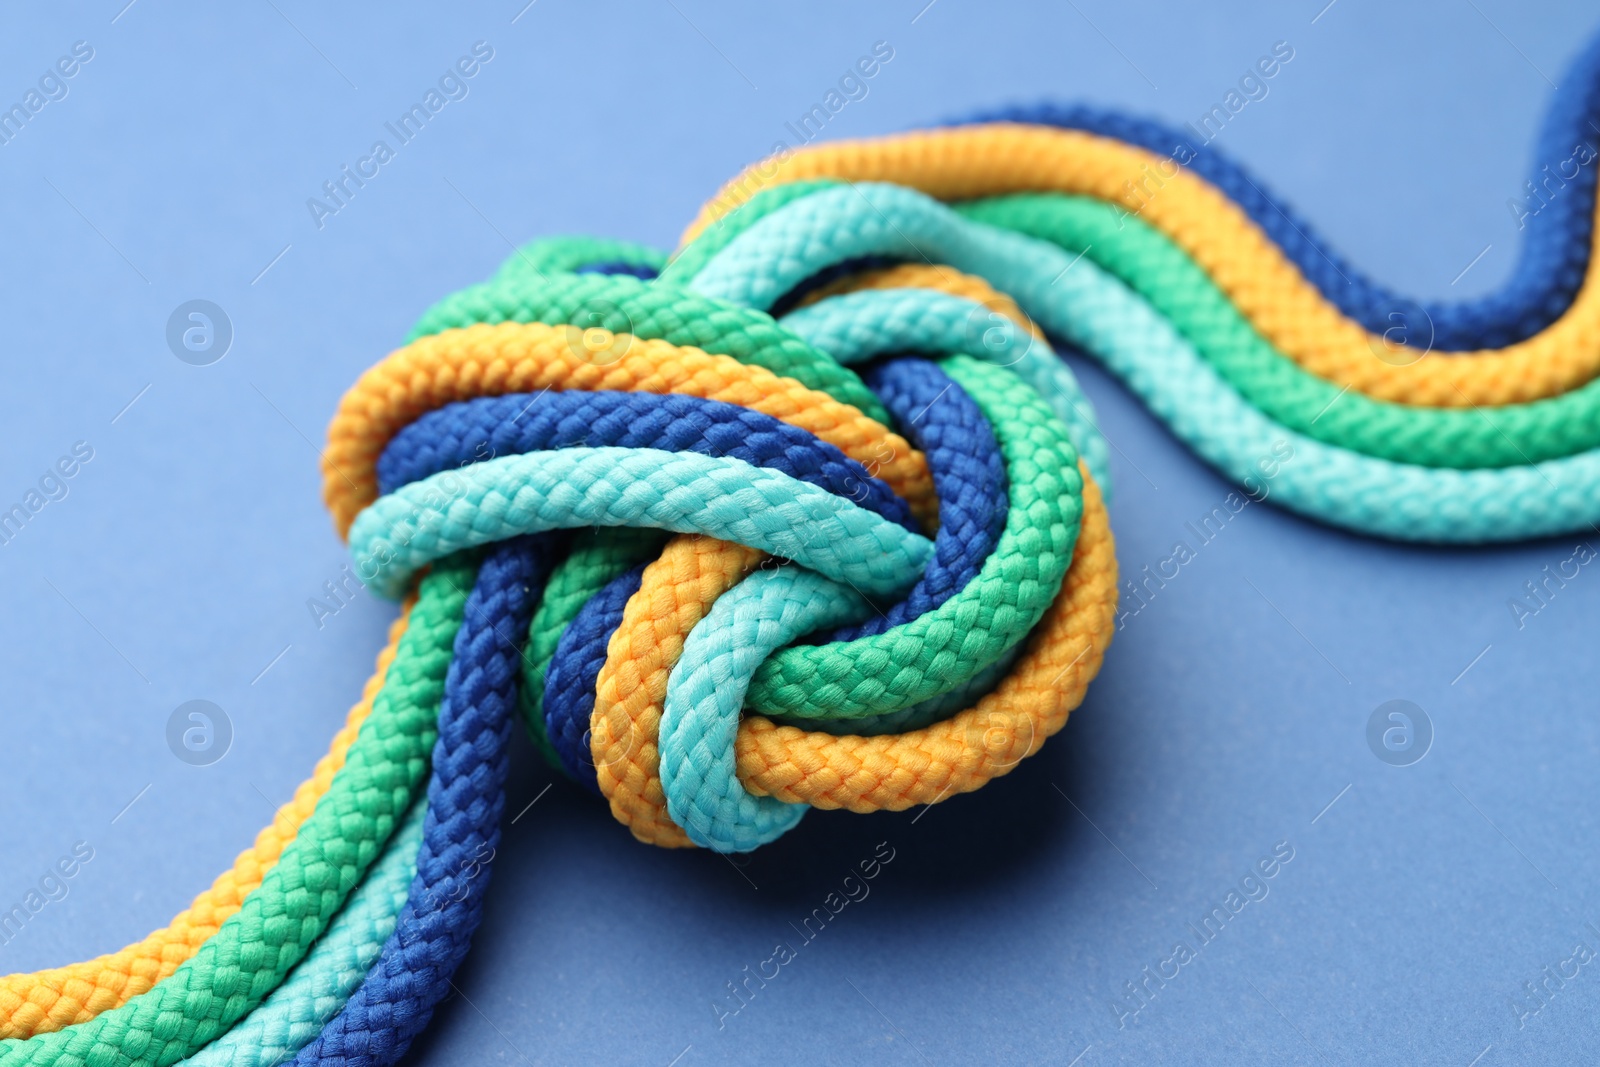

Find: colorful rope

[289,536,554,1067]
[0,609,412,1042]
[683,126,1600,407]
[6,29,1600,1067]
[950,35,1600,352]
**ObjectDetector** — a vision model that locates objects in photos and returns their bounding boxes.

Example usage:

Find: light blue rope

[684,182,1600,543]
[660,564,868,852]
[778,288,1112,496]
[348,447,933,599]
[179,799,426,1067]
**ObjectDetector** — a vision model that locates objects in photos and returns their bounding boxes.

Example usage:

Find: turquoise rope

[683,182,1600,543]
[659,564,868,852]
[777,287,1112,495]
[657,561,1023,846]
[348,448,934,600]
[179,799,426,1067]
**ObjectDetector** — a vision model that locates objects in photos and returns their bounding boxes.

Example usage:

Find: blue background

[0,1,1594,1063]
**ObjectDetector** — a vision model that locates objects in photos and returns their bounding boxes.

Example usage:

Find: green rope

[493,235,668,282]
[958,193,1599,469]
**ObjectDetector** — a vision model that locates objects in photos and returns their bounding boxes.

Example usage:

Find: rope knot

[328,209,1117,852]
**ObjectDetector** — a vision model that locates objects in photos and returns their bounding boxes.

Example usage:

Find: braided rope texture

[182,798,427,1067]
[0,610,412,1042]
[0,561,474,1065]
[11,36,1600,1066]
[685,126,1600,406]
[291,537,553,1067]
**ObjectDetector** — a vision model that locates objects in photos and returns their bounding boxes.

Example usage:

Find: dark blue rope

[375,389,917,533]
[945,26,1600,350]
[543,562,647,791]
[294,535,554,1067]
[769,254,897,317]
[575,260,661,279]
[817,356,1006,642]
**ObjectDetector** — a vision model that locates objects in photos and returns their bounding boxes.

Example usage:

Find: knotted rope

[5,31,1600,1065]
